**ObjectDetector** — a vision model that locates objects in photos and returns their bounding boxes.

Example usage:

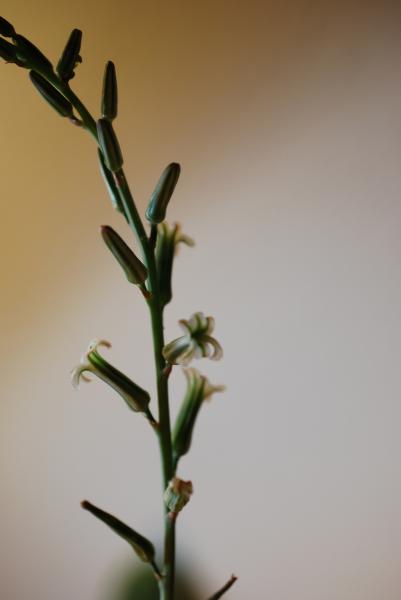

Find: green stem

[162,514,176,600]
[207,575,238,600]
[49,75,98,140]
[44,73,175,598]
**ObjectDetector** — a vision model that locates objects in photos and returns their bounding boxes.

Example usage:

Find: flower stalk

[0,17,236,600]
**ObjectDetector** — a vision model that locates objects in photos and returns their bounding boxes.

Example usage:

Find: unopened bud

[101,225,148,285]
[14,34,53,75]
[56,28,82,82]
[97,118,123,172]
[29,71,73,118]
[101,61,117,121]
[81,500,156,563]
[145,163,181,224]
[0,16,15,38]
[0,37,18,63]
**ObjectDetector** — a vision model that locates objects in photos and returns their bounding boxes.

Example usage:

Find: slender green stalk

[162,514,176,600]
[207,575,238,600]
[1,18,237,598]
[49,76,176,598]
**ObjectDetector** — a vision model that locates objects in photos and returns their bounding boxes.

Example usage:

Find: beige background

[1,1,400,598]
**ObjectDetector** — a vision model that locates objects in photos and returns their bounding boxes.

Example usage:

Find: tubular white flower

[155,222,194,308]
[172,368,225,461]
[162,311,223,366]
[71,338,152,416]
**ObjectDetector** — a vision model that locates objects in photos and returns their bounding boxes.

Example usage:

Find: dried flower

[163,477,193,514]
[163,312,222,365]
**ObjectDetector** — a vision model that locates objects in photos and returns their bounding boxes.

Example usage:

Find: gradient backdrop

[1,1,401,599]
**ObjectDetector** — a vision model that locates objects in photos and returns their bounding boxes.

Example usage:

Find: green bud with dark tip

[0,16,15,37]
[0,37,18,63]
[13,34,53,75]
[56,28,82,82]
[81,500,156,563]
[102,61,117,121]
[101,225,148,285]
[97,118,123,172]
[145,162,181,224]
[29,71,73,118]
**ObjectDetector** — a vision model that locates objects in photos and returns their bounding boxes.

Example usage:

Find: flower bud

[101,61,117,121]
[56,28,82,82]
[101,225,148,285]
[13,34,53,75]
[29,71,74,118]
[0,16,15,38]
[0,37,18,63]
[81,500,156,563]
[97,117,123,172]
[97,148,125,214]
[163,477,193,514]
[145,163,181,224]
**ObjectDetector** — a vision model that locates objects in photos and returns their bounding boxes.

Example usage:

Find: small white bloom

[162,312,223,366]
[71,338,153,417]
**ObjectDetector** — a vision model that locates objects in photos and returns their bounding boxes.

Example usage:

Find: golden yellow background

[1,1,401,598]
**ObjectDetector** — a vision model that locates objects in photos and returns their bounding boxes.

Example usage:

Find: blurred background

[1,1,400,598]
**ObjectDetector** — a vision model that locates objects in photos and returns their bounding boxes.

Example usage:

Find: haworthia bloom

[29,71,74,118]
[81,500,156,563]
[71,339,151,415]
[173,368,225,460]
[155,222,194,307]
[101,225,148,285]
[145,163,181,224]
[97,118,123,172]
[163,312,223,366]
[56,28,82,82]
[101,61,117,121]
